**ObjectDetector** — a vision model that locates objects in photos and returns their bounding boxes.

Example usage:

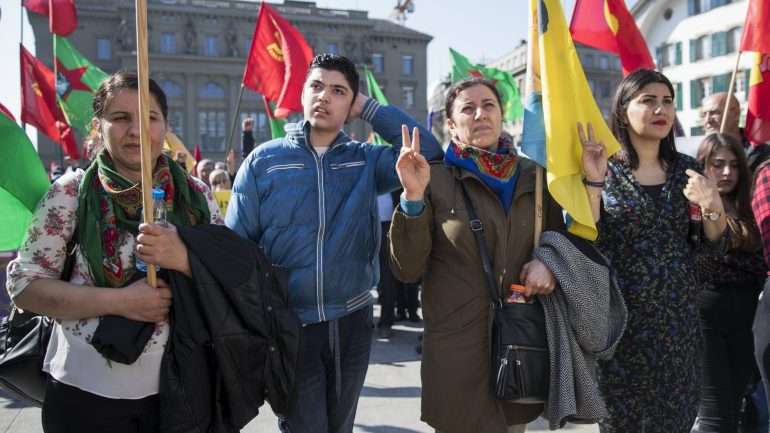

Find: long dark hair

[610,69,677,170]
[697,133,753,217]
[697,133,759,251]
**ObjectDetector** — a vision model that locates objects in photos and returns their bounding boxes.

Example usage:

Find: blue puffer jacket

[226,99,442,324]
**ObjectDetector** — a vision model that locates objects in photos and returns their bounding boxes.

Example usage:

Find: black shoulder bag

[458,183,550,403]
[0,228,77,406]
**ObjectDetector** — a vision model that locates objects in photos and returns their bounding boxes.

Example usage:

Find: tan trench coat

[389,159,564,433]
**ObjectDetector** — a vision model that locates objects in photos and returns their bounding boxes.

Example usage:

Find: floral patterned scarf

[76,150,210,288]
[444,134,521,212]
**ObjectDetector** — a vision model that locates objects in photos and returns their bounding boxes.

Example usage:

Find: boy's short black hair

[307,53,359,98]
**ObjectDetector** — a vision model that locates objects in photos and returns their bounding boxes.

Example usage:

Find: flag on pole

[570,0,655,75]
[263,96,287,139]
[449,48,523,122]
[740,0,770,54]
[0,104,51,251]
[20,45,79,160]
[24,0,78,36]
[54,35,108,135]
[521,0,621,240]
[164,132,196,173]
[745,53,770,146]
[243,2,314,118]
[364,66,389,145]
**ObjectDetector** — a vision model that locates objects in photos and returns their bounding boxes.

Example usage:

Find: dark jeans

[755,281,770,431]
[279,306,373,433]
[42,377,159,433]
[693,285,760,432]
[378,222,399,328]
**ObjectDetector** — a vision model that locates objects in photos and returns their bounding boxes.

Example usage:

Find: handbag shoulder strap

[458,182,501,306]
[60,225,79,282]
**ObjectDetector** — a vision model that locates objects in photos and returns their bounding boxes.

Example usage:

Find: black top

[641,183,665,201]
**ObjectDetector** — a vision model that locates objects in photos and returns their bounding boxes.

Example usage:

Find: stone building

[28,0,432,165]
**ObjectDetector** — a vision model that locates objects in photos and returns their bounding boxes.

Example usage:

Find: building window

[199,110,226,151]
[327,43,338,55]
[198,82,225,99]
[600,80,611,98]
[712,73,730,93]
[674,82,683,110]
[690,36,710,62]
[168,110,184,138]
[674,42,682,65]
[402,55,414,76]
[204,36,218,57]
[160,33,176,54]
[691,78,705,109]
[402,85,414,109]
[160,80,183,99]
[657,44,671,68]
[582,53,595,68]
[727,27,742,53]
[711,32,728,57]
[372,53,384,73]
[599,55,609,70]
[691,126,705,136]
[97,38,111,60]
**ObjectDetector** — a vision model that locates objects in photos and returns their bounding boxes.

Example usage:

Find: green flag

[363,66,389,145]
[449,48,523,122]
[0,112,51,251]
[263,97,286,139]
[54,35,108,135]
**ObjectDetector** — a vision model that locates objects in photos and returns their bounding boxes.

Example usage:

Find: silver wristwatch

[702,209,722,221]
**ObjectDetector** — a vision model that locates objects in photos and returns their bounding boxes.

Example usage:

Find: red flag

[741,0,770,53]
[0,102,16,122]
[243,2,314,118]
[570,0,655,75]
[746,53,770,147]
[24,0,78,36]
[193,144,202,162]
[20,46,79,160]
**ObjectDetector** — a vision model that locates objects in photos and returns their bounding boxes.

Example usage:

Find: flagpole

[20,2,26,131]
[134,0,157,288]
[225,84,246,160]
[52,32,64,167]
[720,51,743,134]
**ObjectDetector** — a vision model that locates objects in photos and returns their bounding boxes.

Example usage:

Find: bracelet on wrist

[582,177,605,188]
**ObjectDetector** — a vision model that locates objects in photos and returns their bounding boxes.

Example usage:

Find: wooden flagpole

[720,51,743,134]
[534,165,543,247]
[134,0,157,287]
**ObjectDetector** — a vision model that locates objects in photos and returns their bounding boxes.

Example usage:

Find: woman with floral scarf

[6,72,223,432]
[388,78,607,433]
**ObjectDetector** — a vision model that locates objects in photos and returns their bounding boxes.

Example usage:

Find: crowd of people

[5,52,770,433]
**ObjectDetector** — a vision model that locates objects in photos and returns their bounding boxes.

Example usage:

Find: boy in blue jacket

[225,54,442,433]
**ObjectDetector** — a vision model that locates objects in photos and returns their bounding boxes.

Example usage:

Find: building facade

[28,0,432,165]
[488,40,624,142]
[632,0,750,136]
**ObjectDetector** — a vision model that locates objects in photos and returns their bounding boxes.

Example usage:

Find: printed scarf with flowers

[76,151,210,288]
[444,134,521,212]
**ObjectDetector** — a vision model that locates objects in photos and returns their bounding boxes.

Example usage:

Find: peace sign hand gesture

[577,122,608,183]
[396,125,430,201]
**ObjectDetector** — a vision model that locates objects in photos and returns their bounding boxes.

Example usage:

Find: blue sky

[0,0,636,120]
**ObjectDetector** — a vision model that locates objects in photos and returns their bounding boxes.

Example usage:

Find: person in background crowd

[593,69,727,433]
[5,71,223,433]
[702,92,770,172]
[242,116,256,160]
[196,159,214,187]
[751,157,770,430]
[225,53,442,433]
[390,77,606,433]
[376,191,399,339]
[209,168,232,192]
[691,133,766,433]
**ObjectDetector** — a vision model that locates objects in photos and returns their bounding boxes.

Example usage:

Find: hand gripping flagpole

[135,0,157,288]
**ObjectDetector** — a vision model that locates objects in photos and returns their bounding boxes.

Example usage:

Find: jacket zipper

[308,140,343,323]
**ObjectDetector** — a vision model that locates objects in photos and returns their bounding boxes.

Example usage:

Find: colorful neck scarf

[444,135,520,212]
[76,151,211,288]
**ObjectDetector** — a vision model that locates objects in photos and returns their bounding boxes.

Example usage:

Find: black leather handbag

[459,184,550,403]
[0,229,77,406]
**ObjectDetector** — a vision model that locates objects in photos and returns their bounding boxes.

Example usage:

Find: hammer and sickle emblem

[31,82,43,97]
[266,31,284,62]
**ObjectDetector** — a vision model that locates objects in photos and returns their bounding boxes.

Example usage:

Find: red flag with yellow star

[746,53,770,146]
[740,0,770,54]
[570,0,655,75]
[20,45,79,160]
[242,2,313,118]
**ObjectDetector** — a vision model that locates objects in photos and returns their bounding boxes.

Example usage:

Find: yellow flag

[163,131,195,174]
[213,190,231,217]
[522,0,621,240]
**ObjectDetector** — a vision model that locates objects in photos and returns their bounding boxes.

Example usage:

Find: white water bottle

[135,188,167,273]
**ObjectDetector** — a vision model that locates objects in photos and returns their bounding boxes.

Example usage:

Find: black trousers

[42,377,159,433]
[755,281,770,431]
[378,221,400,328]
[693,285,760,433]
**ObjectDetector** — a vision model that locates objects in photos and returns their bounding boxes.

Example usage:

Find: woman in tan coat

[389,78,607,433]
